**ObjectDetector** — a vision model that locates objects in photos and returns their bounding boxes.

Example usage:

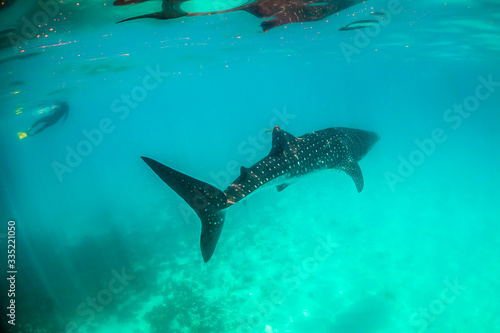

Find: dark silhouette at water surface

[115,0,364,32]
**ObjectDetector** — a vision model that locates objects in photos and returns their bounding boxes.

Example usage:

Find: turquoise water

[1,0,499,332]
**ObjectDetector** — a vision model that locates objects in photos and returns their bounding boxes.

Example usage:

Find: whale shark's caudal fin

[141,157,227,262]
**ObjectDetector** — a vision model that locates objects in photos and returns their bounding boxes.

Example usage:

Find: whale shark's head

[357,129,380,151]
[346,128,380,160]
[316,128,379,162]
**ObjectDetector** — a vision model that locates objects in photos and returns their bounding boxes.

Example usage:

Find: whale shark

[142,126,379,262]
[115,0,365,32]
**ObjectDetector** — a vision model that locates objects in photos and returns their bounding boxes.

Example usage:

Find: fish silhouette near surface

[115,0,365,32]
[141,126,379,262]
[339,19,379,31]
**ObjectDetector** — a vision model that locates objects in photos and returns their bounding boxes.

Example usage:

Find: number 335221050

[8,222,15,257]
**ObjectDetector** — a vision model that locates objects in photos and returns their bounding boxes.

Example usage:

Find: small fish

[370,11,386,17]
[339,19,379,31]
[10,81,25,87]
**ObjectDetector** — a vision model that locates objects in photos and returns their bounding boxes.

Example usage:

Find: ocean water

[1,0,499,332]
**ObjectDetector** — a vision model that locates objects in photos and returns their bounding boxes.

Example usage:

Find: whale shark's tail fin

[141,157,227,262]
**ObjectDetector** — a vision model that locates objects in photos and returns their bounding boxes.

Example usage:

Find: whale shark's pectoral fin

[276,183,291,192]
[117,12,167,23]
[337,160,364,193]
[117,1,188,23]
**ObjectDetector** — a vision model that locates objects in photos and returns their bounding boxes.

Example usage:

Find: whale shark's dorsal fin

[237,166,249,182]
[269,126,298,157]
[338,160,364,193]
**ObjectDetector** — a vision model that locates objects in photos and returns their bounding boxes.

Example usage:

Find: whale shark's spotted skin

[142,126,379,262]
[225,127,378,205]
